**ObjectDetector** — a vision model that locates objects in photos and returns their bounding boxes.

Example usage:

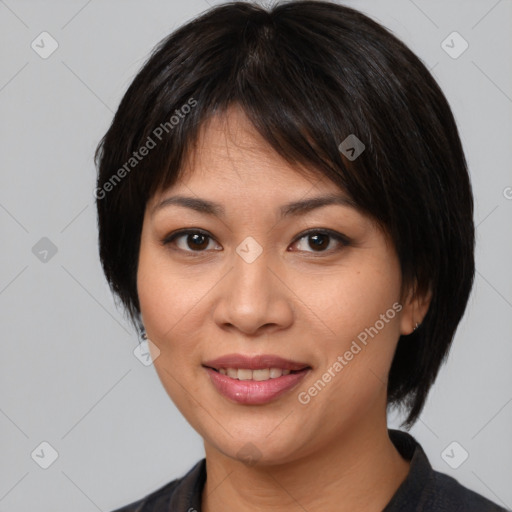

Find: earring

[413,322,420,331]
[139,325,148,341]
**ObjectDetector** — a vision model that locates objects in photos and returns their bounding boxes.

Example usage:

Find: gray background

[1,0,511,510]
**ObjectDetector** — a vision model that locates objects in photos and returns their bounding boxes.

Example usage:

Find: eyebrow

[151,193,357,219]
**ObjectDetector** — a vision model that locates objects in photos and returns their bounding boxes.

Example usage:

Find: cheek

[137,238,204,340]
[293,257,402,407]
[137,243,198,367]
[293,256,402,345]
[137,250,207,416]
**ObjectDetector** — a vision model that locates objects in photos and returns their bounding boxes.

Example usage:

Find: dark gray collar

[164,429,506,511]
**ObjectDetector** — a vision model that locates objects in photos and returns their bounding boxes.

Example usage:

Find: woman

[95,1,508,510]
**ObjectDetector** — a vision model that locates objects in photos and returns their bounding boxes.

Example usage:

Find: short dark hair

[94,0,475,427]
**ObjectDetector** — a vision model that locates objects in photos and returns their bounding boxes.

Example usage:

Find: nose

[212,244,294,336]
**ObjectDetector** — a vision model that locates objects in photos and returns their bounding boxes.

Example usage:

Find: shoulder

[108,459,206,512]
[386,429,509,512]
[425,469,509,512]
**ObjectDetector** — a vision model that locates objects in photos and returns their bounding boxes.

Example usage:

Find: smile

[203,366,311,405]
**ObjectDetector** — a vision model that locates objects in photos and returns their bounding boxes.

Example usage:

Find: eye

[161,228,350,256]
[290,229,350,254]
[162,229,221,253]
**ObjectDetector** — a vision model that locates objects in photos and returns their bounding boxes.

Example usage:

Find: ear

[399,282,432,335]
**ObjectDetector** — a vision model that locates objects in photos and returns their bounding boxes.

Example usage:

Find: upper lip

[202,353,311,371]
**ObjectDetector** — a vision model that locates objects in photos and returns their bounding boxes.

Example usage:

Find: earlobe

[399,284,432,336]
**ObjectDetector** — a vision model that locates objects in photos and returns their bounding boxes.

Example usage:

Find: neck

[201,414,410,512]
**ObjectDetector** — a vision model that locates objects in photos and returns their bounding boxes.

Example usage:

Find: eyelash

[161,228,351,257]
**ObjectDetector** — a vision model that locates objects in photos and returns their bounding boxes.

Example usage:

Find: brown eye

[306,233,330,251]
[162,230,221,253]
[183,232,210,251]
[291,229,350,254]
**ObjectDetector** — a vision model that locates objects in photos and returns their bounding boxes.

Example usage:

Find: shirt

[111,429,509,511]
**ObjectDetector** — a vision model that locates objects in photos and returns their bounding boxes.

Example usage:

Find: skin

[137,104,431,512]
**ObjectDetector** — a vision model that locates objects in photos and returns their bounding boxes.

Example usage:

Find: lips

[202,353,311,372]
[202,353,312,405]
[204,367,310,405]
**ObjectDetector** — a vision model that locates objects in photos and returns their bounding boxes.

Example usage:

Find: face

[137,105,417,465]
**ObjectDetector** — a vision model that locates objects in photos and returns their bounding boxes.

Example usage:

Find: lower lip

[204,367,310,405]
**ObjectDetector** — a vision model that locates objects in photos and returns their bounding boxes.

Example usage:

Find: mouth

[202,353,312,404]
[202,353,311,377]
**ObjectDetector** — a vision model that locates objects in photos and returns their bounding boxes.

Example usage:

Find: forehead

[170,104,336,196]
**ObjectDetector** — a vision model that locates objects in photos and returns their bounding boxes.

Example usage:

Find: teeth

[217,367,293,380]
[238,369,252,381]
[253,369,269,381]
